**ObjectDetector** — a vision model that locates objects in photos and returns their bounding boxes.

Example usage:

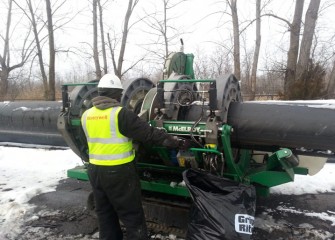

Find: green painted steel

[71,119,81,126]
[221,125,244,181]
[294,167,309,175]
[67,165,89,181]
[137,162,185,173]
[67,164,190,197]
[63,83,98,86]
[185,54,195,79]
[66,122,309,197]
[159,79,214,83]
[141,181,189,197]
[246,148,308,191]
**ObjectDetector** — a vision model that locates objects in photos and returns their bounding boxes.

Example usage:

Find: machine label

[234,214,254,235]
[168,126,201,133]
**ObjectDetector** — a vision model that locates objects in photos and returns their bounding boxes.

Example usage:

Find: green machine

[57,50,335,229]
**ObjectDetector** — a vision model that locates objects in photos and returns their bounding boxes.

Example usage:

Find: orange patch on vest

[87,115,108,120]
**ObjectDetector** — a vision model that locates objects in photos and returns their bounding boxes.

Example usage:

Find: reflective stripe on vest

[81,106,135,166]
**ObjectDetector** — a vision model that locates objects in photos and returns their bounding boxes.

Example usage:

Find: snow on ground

[252,99,335,109]
[271,163,335,195]
[0,146,82,239]
[0,145,335,239]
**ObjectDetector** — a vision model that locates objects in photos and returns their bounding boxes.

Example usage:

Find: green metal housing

[67,119,309,197]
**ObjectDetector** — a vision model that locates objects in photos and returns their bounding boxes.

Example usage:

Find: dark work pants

[88,161,148,240]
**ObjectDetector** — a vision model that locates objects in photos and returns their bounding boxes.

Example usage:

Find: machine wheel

[120,77,155,114]
[69,80,99,117]
[216,74,242,122]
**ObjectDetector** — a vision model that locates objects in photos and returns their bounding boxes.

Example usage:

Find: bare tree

[227,0,241,80]
[0,0,34,100]
[261,0,321,99]
[250,0,261,100]
[108,0,141,78]
[284,0,305,99]
[118,0,140,78]
[46,0,56,100]
[92,0,101,79]
[14,0,69,100]
[24,0,50,100]
[97,0,108,75]
[327,60,335,98]
[141,0,186,63]
[241,33,253,90]
[282,0,322,99]
[296,0,321,82]
[194,47,232,79]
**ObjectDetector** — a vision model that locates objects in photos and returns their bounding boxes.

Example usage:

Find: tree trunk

[106,0,139,78]
[117,0,134,78]
[27,0,48,99]
[163,0,169,59]
[93,0,101,79]
[0,69,9,101]
[46,0,55,101]
[250,0,261,100]
[327,61,335,99]
[296,0,321,83]
[107,33,118,75]
[0,0,12,100]
[230,0,241,80]
[97,0,107,75]
[284,0,304,99]
[3,0,12,67]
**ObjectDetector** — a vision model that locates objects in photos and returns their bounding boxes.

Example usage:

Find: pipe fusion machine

[1,50,335,234]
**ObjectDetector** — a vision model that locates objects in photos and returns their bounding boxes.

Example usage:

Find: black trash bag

[183,169,256,240]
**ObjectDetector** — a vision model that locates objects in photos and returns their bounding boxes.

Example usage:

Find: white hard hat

[98,74,123,90]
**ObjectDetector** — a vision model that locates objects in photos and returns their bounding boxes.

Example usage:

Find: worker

[81,74,190,240]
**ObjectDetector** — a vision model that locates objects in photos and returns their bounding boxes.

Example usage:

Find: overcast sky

[1,0,335,79]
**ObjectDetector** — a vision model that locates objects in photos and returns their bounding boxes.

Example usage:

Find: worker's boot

[125,223,148,240]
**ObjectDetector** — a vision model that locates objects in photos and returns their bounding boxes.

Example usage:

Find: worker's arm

[118,108,179,148]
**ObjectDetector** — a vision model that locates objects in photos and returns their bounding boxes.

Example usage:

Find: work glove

[162,136,191,150]
[178,138,191,150]
[162,136,180,148]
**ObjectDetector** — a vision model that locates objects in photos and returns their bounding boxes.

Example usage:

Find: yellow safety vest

[81,106,135,166]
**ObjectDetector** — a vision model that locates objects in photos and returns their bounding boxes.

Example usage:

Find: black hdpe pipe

[227,102,335,153]
[0,101,66,146]
[1,101,335,153]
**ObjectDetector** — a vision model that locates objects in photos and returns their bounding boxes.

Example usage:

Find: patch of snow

[0,146,82,239]
[251,99,335,109]
[277,206,335,226]
[170,181,177,187]
[255,209,334,239]
[271,163,335,195]
[178,180,186,187]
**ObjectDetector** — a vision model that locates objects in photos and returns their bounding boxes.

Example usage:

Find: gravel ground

[20,178,335,240]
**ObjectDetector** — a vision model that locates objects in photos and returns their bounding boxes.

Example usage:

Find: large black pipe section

[1,100,335,153]
[227,102,335,153]
[0,101,66,146]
